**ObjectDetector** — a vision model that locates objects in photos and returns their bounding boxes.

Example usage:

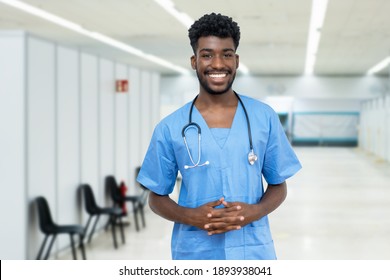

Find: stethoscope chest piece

[248,150,258,165]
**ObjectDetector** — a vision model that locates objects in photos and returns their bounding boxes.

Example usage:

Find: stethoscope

[181,92,258,169]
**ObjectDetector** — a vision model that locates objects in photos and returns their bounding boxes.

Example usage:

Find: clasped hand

[194,197,253,236]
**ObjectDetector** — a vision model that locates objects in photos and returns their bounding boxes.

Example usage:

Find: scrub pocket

[172,229,226,260]
[243,223,277,259]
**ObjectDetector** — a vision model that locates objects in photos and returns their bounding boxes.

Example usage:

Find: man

[137,13,301,260]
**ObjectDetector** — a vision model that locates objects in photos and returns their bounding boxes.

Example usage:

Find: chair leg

[117,216,125,244]
[88,215,100,243]
[36,235,49,260]
[79,234,86,260]
[109,215,118,249]
[139,205,146,227]
[70,234,77,260]
[132,202,140,231]
[104,215,111,230]
[44,234,57,260]
[84,216,93,239]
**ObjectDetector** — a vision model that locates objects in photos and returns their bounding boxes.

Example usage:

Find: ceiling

[1,0,390,76]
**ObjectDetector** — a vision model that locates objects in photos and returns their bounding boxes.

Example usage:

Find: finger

[207,215,245,225]
[221,200,242,210]
[209,206,242,218]
[207,225,242,235]
[205,221,237,230]
[223,204,242,212]
[205,216,244,228]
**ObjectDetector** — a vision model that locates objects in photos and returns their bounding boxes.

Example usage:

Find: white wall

[160,74,198,118]
[80,53,99,216]
[128,68,142,192]
[0,32,159,259]
[114,64,129,185]
[0,31,27,259]
[140,71,152,160]
[99,58,115,197]
[26,36,57,257]
[56,46,81,250]
[360,95,390,161]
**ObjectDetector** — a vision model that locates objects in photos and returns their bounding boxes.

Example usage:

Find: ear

[235,54,240,69]
[191,55,196,70]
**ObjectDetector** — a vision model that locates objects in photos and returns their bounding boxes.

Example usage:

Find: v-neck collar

[191,101,242,150]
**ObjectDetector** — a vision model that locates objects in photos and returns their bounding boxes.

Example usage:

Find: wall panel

[99,58,115,204]
[114,63,129,185]
[26,36,56,259]
[0,32,26,259]
[56,46,80,249]
[80,53,99,208]
[140,71,151,160]
[128,67,141,192]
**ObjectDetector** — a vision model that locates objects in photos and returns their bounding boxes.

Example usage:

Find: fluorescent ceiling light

[154,0,193,28]
[367,56,390,75]
[0,0,190,74]
[304,0,329,75]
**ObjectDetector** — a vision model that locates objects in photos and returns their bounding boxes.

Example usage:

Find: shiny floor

[58,147,390,260]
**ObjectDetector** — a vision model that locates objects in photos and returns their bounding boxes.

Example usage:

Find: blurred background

[1,0,390,260]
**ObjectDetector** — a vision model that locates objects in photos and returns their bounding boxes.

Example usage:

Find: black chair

[105,175,147,231]
[81,184,125,249]
[35,196,86,260]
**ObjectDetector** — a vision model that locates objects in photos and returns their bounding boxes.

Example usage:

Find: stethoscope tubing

[182,92,255,168]
[181,122,201,137]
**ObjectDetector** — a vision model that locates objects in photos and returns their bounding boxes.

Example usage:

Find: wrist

[179,206,192,225]
[249,203,264,222]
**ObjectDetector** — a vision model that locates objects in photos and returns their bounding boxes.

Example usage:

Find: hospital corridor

[1,0,390,263]
[54,147,390,260]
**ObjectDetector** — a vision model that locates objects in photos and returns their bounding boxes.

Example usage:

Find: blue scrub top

[137,94,301,260]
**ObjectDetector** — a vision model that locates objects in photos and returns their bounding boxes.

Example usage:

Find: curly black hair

[188,13,240,53]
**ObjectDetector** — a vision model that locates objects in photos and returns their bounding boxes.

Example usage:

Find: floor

[58,147,390,260]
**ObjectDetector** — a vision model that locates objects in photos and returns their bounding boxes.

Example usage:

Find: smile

[208,73,228,78]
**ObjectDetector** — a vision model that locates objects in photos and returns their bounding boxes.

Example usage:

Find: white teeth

[209,73,227,78]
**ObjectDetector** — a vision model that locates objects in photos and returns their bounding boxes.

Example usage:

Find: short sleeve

[136,123,178,195]
[262,111,301,185]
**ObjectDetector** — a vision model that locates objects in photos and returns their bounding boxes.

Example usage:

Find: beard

[195,69,236,95]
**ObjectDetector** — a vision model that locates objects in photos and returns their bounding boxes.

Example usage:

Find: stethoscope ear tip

[184,165,189,169]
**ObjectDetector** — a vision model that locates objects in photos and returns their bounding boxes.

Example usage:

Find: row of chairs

[35,173,149,260]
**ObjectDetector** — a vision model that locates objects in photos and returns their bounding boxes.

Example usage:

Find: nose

[210,55,224,69]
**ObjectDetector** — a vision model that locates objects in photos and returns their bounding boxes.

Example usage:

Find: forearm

[252,181,287,221]
[202,182,287,235]
[149,182,287,235]
[215,181,287,226]
[149,191,221,229]
[148,192,189,224]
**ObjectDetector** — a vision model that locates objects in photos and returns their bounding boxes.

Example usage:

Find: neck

[196,90,237,108]
[193,90,238,128]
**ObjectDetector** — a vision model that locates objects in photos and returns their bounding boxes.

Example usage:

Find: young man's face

[191,36,239,95]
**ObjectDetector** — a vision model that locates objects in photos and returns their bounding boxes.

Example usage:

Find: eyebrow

[199,48,236,53]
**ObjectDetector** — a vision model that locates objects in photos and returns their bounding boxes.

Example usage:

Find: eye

[201,53,213,59]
